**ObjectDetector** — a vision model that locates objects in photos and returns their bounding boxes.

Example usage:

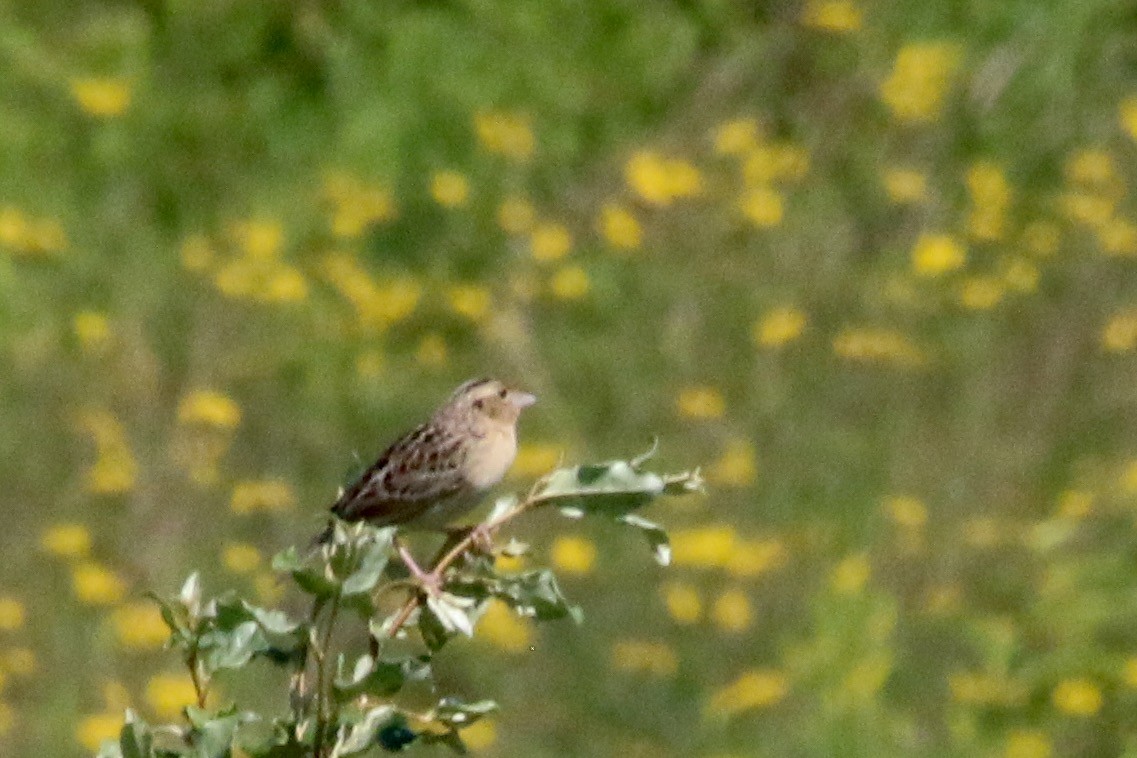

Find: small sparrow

[319,379,536,571]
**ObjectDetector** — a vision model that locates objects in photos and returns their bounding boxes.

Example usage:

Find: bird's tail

[312,520,334,547]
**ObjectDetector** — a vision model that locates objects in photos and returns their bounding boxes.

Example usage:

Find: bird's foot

[395,539,442,596]
[446,524,495,555]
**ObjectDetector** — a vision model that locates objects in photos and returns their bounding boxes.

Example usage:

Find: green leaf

[340,530,393,596]
[184,705,244,758]
[618,513,672,567]
[272,546,339,599]
[236,719,308,758]
[201,619,261,671]
[180,573,203,617]
[333,653,432,702]
[118,710,154,758]
[331,705,400,756]
[433,698,497,729]
[535,458,701,517]
[425,592,479,637]
[453,569,581,623]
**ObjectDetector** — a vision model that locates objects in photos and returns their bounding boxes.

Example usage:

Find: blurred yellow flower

[883,496,927,528]
[0,599,24,631]
[177,390,241,430]
[550,265,590,300]
[230,479,297,514]
[661,581,702,624]
[86,445,138,495]
[74,311,111,352]
[742,143,809,185]
[707,438,758,488]
[146,672,198,720]
[1102,309,1137,352]
[726,538,788,578]
[222,542,262,574]
[1065,148,1118,187]
[966,161,1012,242]
[1061,191,1114,228]
[446,283,492,323]
[831,554,871,594]
[738,186,784,228]
[879,42,960,123]
[355,349,385,380]
[77,711,124,752]
[497,195,535,235]
[949,670,1026,706]
[72,562,125,606]
[881,167,928,204]
[474,110,535,162]
[461,718,497,751]
[70,77,132,118]
[841,653,893,700]
[476,599,532,653]
[924,583,962,616]
[1122,460,1137,494]
[1002,258,1039,293]
[0,207,28,249]
[675,386,726,420]
[1023,221,1061,257]
[597,202,643,250]
[110,602,169,651]
[179,234,214,272]
[802,0,862,32]
[712,588,753,633]
[323,172,397,238]
[1052,678,1103,716]
[3,647,36,676]
[529,221,573,262]
[509,442,562,479]
[672,526,736,568]
[1004,729,1053,758]
[963,516,1002,548]
[705,669,789,717]
[712,118,760,156]
[1056,490,1094,519]
[1097,218,1137,257]
[430,170,470,208]
[550,536,596,576]
[753,306,806,348]
[833,327,925,367]
[912,233,966,277]
[1122,657,1137,688]
[1120,95,1137,142]
[321,254,422,330]
[958,276,1004,310]
[254,572,284,604]
[40,523,92,560]
[415,332,449,368]
[625,151,704,206]
[230,220,283,260]
[611,639,679,676]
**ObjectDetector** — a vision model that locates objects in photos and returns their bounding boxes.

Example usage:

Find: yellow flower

[430,171,470,208]
[230,479,297,514]
[550,265,590,300]
[842,653,894,700]
[1097,218,1137,257]
[1121,95,1137,142]
[1002,258,1039,293]
[146,672,198,720]
[77,711,125,752]
[40,523,92,560]
[832,327,925,367]
[461,718,497,751]
[529,222,573,262]
[742,144,809,185]
[230,220,284,260]
[3,647,36,676]
[753,306,806,348]
[597,202,643,250]
[1065,148,1118,187]
[1057,490,1094,519]
[831,554,871,594]
[1004,729,1052,758]
[912,233,966,276]
[355,350,385,380]
[738,186,784,228]
[0,207,28,249]
[0,599,24,631]
[949,670,1026,706]
[1052,678,1103,716]
[625,151,704,206]
[446,283,492,323]
[550,536,596,576]
[958,276,1004,310]
[497,195,535,235]
[661,581,702,624]
[509,443,562,478]
[672,526,736,568]
[802,0,862,32]
[1122,657,1137,688]
[711,118,760,155]
[70,77,132,118]
[711,589,753,633]
[110,603,169,651]
[415,333,449,368]
[74,311,111,352]
[675,386,726,420]
[966,161,1012,242]
[726,538,788,578]
[879,42,960,123]
[881,167,928,204]
[177,390,241,430]
[86,445,138,495]
[1023,221,1061,257]
[222,542,262,574]
[476,599,532,653]
[883,496,927,528]
[707,438,758,488]
[1102,309,1137,352]
[705,670,789,717]
[323,172,397,238]
[1060,191,1114,228]
[611,640,679,676]
[474,110,535,162]
[254,572,284,605]
[72,563,126,606]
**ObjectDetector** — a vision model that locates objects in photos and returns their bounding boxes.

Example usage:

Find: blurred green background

[4,0,1137,755]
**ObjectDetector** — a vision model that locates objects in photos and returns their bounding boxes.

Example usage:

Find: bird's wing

[331,424,469,527]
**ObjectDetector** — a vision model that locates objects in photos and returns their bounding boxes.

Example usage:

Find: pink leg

[395,537,440,594]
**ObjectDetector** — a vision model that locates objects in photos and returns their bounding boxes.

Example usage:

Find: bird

[318,378,536,585]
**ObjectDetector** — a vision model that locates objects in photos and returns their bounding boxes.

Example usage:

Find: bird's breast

[462,424,517,489]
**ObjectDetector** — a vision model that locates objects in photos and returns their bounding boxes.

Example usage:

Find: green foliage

[95,453,699,757]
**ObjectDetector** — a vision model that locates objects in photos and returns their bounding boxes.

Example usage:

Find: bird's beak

[510,391,537,409]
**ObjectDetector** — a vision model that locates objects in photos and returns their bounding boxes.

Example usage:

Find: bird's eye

[498,388,508,398]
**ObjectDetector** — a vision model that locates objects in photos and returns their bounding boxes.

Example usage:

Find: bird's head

[445,378,536,426]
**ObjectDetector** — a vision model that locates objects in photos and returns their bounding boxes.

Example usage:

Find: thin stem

[312,595,341,758]
[186,645,208,709]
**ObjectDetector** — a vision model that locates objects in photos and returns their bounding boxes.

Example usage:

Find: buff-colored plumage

[323,378,535,538]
